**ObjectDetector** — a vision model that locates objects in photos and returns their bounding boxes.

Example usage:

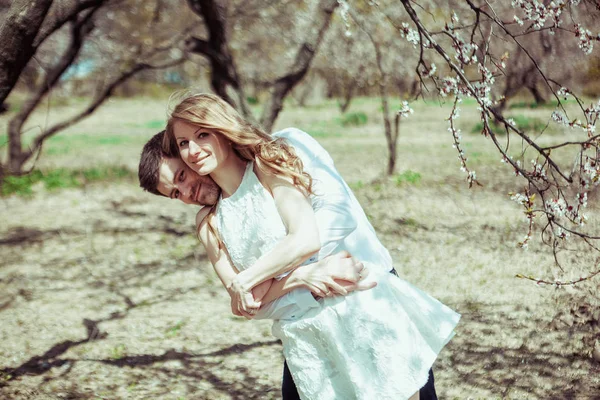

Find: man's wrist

[295,261,320,290]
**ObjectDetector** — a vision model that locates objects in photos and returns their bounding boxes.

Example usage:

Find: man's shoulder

[272,127,333,165]
[272,127,312,142]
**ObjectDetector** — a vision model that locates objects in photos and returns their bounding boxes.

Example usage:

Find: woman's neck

[210,154,248,199]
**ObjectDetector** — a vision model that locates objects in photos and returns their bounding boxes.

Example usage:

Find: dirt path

[1,180,598,399]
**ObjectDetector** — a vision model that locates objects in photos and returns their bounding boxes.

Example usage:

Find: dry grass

[0,95,599,399]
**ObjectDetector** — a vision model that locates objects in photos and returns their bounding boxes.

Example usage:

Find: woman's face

[173,120,230,176]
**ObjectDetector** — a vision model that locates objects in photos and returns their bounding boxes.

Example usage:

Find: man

[138,129,438,399]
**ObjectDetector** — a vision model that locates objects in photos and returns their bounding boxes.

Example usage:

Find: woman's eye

[178,140,188,148]
[198,132,208,139]
[174,190,180,199]
[179,171,185,182]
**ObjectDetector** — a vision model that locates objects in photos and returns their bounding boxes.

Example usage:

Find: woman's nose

[188,140,201,157]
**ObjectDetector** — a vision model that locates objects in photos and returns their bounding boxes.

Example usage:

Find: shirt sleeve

[273,128,359,257]
[253,288,320,320]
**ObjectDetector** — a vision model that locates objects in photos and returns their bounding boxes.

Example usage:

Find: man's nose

[179,182,193,201]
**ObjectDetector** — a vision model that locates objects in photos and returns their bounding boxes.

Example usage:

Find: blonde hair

[163,93,313,246]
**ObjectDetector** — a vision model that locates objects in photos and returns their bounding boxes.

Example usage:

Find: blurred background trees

[1,0,599,179]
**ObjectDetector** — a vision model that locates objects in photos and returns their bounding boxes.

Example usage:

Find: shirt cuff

[291,288,320,312]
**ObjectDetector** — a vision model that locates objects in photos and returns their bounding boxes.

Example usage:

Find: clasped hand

[299,251,377,298]
[227,274,261,319]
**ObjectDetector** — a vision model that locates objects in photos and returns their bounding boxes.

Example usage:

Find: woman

[163,93,460,400]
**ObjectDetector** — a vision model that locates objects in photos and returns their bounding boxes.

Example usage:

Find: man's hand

[297,251,376,298]
[227,275,261,319]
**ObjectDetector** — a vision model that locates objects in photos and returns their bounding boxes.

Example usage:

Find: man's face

[156,156,220,206]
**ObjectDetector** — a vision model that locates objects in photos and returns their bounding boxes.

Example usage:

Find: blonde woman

[163,93,460,400]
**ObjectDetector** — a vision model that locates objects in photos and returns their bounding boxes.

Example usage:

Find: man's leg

[282,361,301,400]
[390,268,438,400]
[419,368,438,400]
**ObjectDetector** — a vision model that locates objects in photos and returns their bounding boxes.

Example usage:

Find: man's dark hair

[139,130,167,196]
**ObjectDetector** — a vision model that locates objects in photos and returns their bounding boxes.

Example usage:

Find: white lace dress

[214,162,460,400]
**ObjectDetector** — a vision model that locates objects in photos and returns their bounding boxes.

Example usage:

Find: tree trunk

[185,0,253,121]
[0,0,54,105]
[7,9,97,174]
[338,84,355,114]
[186,0,337,132]
[260,0,338,132]
[529,84,547,104]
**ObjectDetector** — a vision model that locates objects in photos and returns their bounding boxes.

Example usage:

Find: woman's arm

[196,208,318,319]
[227,165,321,314]
[196,209,263,318]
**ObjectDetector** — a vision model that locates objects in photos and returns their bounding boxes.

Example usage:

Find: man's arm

[274,128,359,259]
[259,251,371,304]
[253,251,375,320]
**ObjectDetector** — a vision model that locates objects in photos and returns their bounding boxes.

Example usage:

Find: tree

[0,0,55,105]
[1,0,187,175]
[183,0,339,132]
[340,0,600,284]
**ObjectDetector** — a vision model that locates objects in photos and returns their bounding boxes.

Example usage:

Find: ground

[0,95,599,399]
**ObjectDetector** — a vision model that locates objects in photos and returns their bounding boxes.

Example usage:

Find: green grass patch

[348,180,364,190]
[165,320,187,338]
[508,100,563,109]
[143,120,166,130]
[110,344,127,360]
[1,166,135,196]
[45,133,138,155]
[395,170,422,186]
[471,115,548,135]
[339,111,368,127]
[307,128,341,138]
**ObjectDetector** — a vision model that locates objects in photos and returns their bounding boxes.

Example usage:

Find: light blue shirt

[254,128,392,320]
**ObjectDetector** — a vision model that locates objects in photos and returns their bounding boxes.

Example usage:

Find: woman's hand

[227,274,261,318]
[297,251,377,298]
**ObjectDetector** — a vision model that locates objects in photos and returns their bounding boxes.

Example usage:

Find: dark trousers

[281,268,438,399]
[282,361,437,400]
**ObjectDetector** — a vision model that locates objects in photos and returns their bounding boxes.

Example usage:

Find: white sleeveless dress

[214,162,460,400]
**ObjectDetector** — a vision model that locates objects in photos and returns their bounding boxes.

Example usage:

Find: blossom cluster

[545,196,588,227]
[398,101,414,118]
[399,22,422,48]
[509,191,535,249]
[551,97,599,138]
[582,157,600,187]
[530,159,547,180]
[446,98,477,186]
[511,0,575,29]
[574,23,596,55]
[511,0,598,54]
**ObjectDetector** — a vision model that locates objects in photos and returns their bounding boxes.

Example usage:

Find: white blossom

[557,87,570,99]
[398,101,414,118]
[551,110,569,126]
[545,197,567,217]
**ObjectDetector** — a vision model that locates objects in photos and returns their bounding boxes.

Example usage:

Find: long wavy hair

[163,93,313,245]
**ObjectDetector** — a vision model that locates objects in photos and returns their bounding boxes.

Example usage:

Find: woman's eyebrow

[176,128,203,140]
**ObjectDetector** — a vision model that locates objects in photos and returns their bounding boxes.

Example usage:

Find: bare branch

[23,58,186,161]
[259,0,339,132]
